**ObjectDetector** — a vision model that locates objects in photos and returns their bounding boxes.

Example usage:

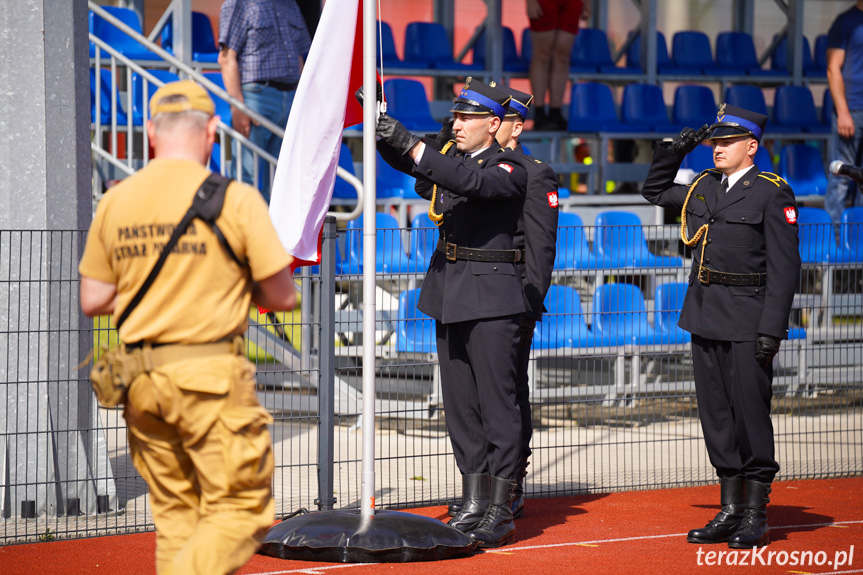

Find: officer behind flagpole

[364,77,529,548]
[641,104,801,549]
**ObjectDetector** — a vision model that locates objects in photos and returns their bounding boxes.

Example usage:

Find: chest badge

[547,191,559,208]
[784,206,798,224]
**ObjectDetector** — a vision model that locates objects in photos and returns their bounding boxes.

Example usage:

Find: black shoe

[467,476,516,548]
[728,480,771,549]
[547,107,568,131]
[687,477,745,544]
[511,460,529,519]
[532,108,552,131]
[448,473,489,533]
[447,500,462,517]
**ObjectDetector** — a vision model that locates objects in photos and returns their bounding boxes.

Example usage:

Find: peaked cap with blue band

[450,77,511,119]
[499,85,534,120]
[707,103,767,142]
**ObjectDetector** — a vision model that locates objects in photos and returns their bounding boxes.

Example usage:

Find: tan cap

[149,80,215,117]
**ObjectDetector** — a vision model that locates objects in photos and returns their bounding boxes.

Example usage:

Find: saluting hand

[755,335,781,366]
[668,124,710,157]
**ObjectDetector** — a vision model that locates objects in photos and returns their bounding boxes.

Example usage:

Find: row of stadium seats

[332,206,863,277]
[397,282,694,354]
[88,6,827,81]
[568,82,831,134]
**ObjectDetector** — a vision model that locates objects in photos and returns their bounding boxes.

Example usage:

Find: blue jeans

[825,109,863,228]
[237,82,296,203]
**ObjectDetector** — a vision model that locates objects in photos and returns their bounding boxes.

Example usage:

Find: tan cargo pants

[124,349,274,575]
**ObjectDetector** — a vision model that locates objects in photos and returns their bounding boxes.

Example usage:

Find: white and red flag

[268,0,364,267]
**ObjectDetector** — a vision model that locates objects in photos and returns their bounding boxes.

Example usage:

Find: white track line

[246,519,863,575]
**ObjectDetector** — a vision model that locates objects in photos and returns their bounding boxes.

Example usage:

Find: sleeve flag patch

[784,206,797,224]
[547,191,559,208]
[497,163,513,173]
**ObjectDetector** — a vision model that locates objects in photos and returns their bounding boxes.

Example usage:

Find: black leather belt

[125,336,235,351]
[255,80,298,91]
[436,240,525,263]
[694,261,766,286]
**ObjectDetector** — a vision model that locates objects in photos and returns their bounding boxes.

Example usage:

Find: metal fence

[2,217,862,544]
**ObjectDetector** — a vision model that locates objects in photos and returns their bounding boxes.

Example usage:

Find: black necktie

[720,178,729,194]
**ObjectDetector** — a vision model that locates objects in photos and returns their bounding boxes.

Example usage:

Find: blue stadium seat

[813,33,828,76]
[672,85,717,128]
[90,68,128,125]
[408,213,438,272]
[777,144,828,196]
[473,26,528,72]
[680,144,714,173]
[773,85,829,133]
[654,282,691,344]
[89,6,162,61]
[568,82,628,132]
[625,31,676,74]
[160,11,219,63]
[202,72,231,126]
[404,22,482,71]
[346,212,412,274]
[591,283,662,346]
[593,211,683,268]
[332,143,359,199]
[521,28,533,63]
[715,32,785,77]
[554,212,602,270]
[383,78,440,132]
[533,285,610,349]
[770,34,820,76]
[397,289,437,354]
[334,230,361,275]
[797,207,850,264]
[723,85,769,118]
[671,31,721,75]
[378,21,426,70]
[840,207,863,262]
[131,69,180,125]
[620,83,680,133]
[754,146,774,173]
[570,28,629,74]
[377,152,419,199]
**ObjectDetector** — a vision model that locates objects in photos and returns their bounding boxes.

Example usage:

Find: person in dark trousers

[641,104,801,549]
[447,85,559,520]
[363,78,529,548]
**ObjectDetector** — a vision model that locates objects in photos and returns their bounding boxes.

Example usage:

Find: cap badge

[489,81,497,88]
[717,103,726,121]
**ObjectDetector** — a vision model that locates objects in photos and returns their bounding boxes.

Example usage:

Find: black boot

[547,107,567,131]
[448,473,489,532]
[687,477,746,544]
[728,480,771,549]
[511,461,529,519]
[532,107,549,131]
[447,500,462,516]
[467,476,516,548]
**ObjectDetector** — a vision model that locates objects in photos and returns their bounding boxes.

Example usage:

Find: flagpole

[360,0,378,520]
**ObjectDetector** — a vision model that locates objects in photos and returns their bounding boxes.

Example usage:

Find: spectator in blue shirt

[826,1,863,229]
[218,0,311,202]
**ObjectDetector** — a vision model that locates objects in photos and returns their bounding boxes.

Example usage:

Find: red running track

[2,477,861,575]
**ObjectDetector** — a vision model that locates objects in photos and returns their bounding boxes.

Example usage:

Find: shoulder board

[700,168,721,176]
[531,157,543,164]
[757,172,787,187]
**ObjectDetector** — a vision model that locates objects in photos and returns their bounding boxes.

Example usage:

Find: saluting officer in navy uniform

[642,104,801,549]
[446,85,559,521]
[372,78,529,548]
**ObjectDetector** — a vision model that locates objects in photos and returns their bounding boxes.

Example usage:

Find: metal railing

[2,220,862,543]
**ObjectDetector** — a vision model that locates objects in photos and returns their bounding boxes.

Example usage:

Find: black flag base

[258,509,479,563]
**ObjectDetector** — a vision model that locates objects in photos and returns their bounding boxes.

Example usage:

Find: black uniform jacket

[512,143,559,321]
[378,137,529,324]
[641,143,802,341]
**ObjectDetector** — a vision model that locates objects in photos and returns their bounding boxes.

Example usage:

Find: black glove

[755,335,781,366]
[433,117,455,145]
[668,124,710,156]
[377,113,421,155]
[354,82,383,108]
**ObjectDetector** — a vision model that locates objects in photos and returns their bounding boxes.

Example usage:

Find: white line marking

[245,519,863,575]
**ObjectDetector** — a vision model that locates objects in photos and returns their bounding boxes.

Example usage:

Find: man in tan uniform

[79,80,297,575]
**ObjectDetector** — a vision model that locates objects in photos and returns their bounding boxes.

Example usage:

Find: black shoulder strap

[116,173,241,330]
